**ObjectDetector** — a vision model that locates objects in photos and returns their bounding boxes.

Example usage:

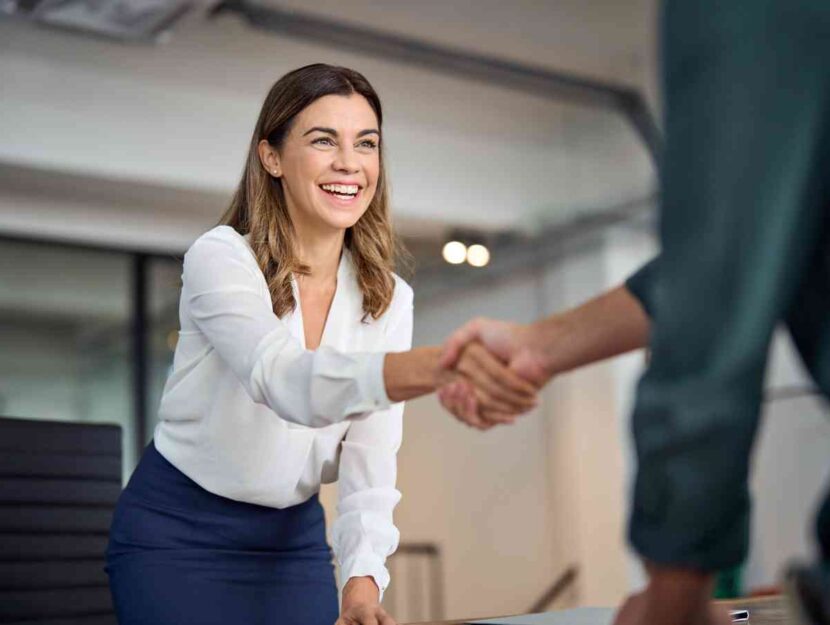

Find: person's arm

[332,283,411,624]
[441,284,650,381]
[183,231,534,429]
[437,284,650,425]
[531,283,651,378]
[183,231,389,428]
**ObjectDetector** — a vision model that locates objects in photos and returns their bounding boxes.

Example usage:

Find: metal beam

[210,1,662,162]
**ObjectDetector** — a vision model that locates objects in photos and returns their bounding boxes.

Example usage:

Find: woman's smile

[318,181,363,206]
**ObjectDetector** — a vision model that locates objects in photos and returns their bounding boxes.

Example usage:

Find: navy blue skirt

[106,442,338,625]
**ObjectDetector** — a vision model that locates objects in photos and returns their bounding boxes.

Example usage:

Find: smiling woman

[104,64,540,625]
[224,64,397,323]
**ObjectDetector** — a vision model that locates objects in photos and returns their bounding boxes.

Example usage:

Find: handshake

[434,317,552,430]
[385,286,648,429]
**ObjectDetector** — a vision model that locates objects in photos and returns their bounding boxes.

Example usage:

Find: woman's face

[271,93,381,234]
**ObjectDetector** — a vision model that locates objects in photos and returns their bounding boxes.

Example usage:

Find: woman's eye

[358,140,378,149]
[312,137,335,146]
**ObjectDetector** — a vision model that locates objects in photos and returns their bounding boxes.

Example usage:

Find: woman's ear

[258,139,281,177]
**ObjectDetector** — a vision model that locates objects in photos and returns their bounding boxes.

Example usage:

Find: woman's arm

[332,287,410,625]
[182,232,388,428]
[331,286,411,610]
[183,230,537,429]
[333,397,406,622]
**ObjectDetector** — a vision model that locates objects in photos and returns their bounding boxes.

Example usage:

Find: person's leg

[629,0,830,571]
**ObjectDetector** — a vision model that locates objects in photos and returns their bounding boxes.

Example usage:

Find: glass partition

[0,239,134,480]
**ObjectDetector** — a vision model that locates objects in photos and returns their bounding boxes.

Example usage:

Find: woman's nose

[332,147,359,173]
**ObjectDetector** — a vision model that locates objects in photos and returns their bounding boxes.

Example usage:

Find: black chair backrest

[0,417,121,624]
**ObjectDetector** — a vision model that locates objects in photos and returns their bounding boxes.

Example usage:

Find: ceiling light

[442,240,467,265]
[466,244,490,268]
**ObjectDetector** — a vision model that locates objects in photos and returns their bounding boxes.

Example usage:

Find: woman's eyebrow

[301,127,380,138]
[302,126,337,137]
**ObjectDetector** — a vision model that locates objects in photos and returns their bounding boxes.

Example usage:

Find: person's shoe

[785,563,830,625]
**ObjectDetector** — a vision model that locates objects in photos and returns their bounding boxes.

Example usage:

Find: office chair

[0,416,121,624]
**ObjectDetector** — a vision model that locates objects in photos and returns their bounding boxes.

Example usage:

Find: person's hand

[437,319,549,429]
[436,341,539,430]
[336,577,396,625]
[440,318,551,386]
[613,565,731,625]
[336,603,395,625]
[614,591,731,625]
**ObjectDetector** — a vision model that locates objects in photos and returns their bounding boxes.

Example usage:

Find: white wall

[540,240,627,607]
[747,334,830,588]
[399,274,557,619]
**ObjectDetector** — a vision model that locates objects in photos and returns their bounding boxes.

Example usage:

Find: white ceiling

[258,0,656,86]
[0,1,657,251]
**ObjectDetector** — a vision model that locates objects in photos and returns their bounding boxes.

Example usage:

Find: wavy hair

[220,63,407,321]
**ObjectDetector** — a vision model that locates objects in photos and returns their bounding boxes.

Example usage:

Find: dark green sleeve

[625,257,659,319]
[629,0,830,572]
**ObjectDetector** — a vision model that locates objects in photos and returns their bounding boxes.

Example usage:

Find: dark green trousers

[626,0,830,571]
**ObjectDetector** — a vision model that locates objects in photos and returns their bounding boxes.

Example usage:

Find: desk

[410,595,791,625]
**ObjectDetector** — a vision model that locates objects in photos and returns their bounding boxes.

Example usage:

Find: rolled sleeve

[625,256,659,319]
[331,280,412,599]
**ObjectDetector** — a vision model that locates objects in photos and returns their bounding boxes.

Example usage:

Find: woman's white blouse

[153,225,412,596]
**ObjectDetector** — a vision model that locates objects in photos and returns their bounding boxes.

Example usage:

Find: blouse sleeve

[330,280,413,600]
[181,230,390,428]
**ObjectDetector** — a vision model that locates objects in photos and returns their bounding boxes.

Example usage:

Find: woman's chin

[321,207,367,231]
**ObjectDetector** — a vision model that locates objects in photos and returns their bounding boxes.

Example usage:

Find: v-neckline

[292,250,347,352]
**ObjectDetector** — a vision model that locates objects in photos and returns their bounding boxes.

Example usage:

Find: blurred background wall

[1,1,828,621]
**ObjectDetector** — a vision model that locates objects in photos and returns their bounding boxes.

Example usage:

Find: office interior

[1,1,828,623]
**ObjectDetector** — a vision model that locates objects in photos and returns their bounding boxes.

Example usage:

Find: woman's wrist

[384,346,447,402]
[342,576,380,610]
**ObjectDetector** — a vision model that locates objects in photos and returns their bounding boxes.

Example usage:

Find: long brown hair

[220,63,406,321]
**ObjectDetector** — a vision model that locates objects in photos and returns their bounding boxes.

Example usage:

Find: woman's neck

[293,223,345,287]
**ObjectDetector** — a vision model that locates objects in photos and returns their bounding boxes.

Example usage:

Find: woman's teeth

[320,183,358,198]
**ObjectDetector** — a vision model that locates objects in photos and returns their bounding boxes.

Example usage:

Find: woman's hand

[437,341,540,430]
[336,603,395,625]
[383,345,538,418]
[336,577,396,625]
